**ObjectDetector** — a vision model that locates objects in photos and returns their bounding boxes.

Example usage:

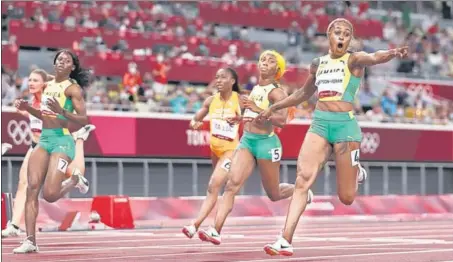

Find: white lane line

[18,246,453,262]
[3,228,452,244]
[2,239,451,257]
[237,249,453,262]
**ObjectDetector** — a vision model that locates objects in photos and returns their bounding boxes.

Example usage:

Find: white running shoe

[307,189,314,204]
[182,224,197,239]
[1,143,12,155]
[61,169,89,194]
[72,124,96,141]
[13,239,38,254]
[1,221,20,238]
[264,236,294,256]
[356,164,368,191]
[75,174,89,194]
[357,164,367,184]
[198,226,221,245]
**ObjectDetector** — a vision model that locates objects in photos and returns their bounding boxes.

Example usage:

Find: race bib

[211,119,238,141]
[221,158,232,171]
[243,109,259,120]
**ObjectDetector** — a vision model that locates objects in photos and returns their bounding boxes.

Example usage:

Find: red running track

[2,217,453,262]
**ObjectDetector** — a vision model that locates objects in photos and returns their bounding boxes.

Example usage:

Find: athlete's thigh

[67,140,82,171]
[42,153,72,191]
[227,148,255,186]
[27,146,50,187]
[298,132,332,181]
[210,152,220,169]
[257,159,281,195]
[210,150,235,186]
[333,141,360,194]
[19,147,33,184]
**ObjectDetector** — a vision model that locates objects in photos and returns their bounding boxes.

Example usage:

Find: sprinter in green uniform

[13,50,92,254]
[197,50,313,245]
[260,18,408,256]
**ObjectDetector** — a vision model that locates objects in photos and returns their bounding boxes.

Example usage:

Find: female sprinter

[2,69,95,238]
[260,18,408,256]
[198,50,313,245]
[13,50,92,253]
[182,67,241,238]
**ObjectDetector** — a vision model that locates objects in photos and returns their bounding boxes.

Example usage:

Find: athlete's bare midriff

[42,117,68,130]
[243,119,274,135]
[316,100,354,113]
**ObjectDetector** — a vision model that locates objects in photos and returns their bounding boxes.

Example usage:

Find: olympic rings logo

[7,120,32,146]
[361,132,380,154]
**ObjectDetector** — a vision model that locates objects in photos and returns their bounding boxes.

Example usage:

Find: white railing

[2,157,452,197]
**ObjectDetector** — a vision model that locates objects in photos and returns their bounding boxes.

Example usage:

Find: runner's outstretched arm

[269,58,319,112]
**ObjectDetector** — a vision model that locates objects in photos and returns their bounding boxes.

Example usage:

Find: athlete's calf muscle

[334,141,361,205]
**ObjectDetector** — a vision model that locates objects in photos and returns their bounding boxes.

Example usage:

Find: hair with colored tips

[258,50,287,80]
[326,18,354,36]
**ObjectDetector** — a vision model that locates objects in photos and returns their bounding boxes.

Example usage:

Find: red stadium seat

[10,20,259,59]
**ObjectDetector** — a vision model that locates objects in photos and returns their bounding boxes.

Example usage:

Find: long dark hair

[224,67,240,93]
[53,49,91,88]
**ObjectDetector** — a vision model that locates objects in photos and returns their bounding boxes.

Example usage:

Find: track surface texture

[2,217,453,262]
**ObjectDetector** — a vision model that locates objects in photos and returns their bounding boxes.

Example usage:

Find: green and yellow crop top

[41,79,75,120]
[315,53,361,103]
[243,83,278,119]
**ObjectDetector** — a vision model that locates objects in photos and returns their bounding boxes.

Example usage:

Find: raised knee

[266,193,280,202]
[338,193,355,206]
[42,190,59,203]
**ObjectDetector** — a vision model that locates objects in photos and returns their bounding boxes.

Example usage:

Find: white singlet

[29,96,42,133]
[29,113,42,133]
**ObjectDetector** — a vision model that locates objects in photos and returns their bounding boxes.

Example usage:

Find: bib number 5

[271,147,282,162]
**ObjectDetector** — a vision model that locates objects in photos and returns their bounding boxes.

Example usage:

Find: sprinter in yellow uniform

[13,50,91,254]
[198,50,312,246]
[182,67,241,239]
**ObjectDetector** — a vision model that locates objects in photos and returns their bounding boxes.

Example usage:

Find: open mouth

[337,43,344,49]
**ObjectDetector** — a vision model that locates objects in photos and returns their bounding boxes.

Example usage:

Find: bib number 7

[57,157,68,173]
[271,147,282,162]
